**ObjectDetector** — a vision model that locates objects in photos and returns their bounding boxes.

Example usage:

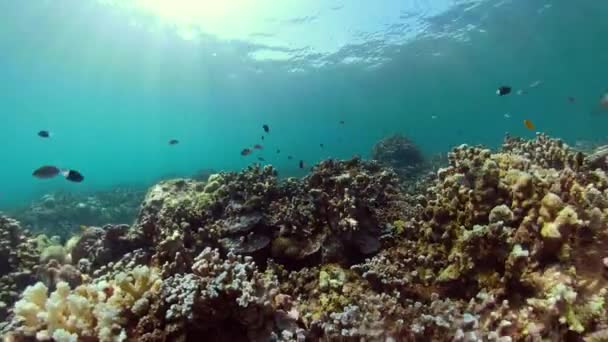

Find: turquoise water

[1,0,607,208]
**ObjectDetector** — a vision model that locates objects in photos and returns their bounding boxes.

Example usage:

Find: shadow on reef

[3,133,608,341]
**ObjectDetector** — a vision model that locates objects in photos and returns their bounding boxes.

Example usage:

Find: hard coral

[7,265,161,342]
[376,133,608,339]
[269,157,403,266]
[8,188,145,239]
[161,247,302,341]
[0,216,40,323]
[70,224,142,273]
[371,134,425,179]
[5,133,608,341]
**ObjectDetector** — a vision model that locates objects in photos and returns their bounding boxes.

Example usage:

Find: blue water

[1,0,607,208]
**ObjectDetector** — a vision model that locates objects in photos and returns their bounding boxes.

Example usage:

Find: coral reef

[9,187,146,239]
[4,133,608,341]
[7,265,160,342]
[0,216,41,325]
[133,160,402,275]
[159,247,302,341]
[584,144,608,170]
[371,133,426,179]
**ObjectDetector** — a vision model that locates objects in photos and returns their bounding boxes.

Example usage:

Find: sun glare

[98,0,276,39]
[133,0,241,25]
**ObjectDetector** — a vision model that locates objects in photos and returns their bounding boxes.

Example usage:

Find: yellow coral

[540,192,563,220]
[541,206,580,247]
[40,245,67,264]
[319,265,346,292]
[114,265,161,305]
[392,219,407,235]
[64,235,81,255]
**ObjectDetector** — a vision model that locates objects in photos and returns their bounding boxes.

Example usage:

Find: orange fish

[523,119,535,130]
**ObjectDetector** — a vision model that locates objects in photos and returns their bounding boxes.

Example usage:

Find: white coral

[11,266,160,342]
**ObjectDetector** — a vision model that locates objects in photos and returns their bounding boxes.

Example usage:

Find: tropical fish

[253,144,263,150]
[38,130,50,138]
[299,160,304,169]
[33,166,84,182]
[496,86,512,96]
[33,165,61,179]
[320,143,324,148]
[257,157,265,162]
[64,170,84,183]
[523,119,536,130]
[568,96,576,103]
[529,80,543,88]
[504,113,511,119]
[261,136,265,140]
[168,139,179,145]
[339,120,345,124]
[276,149,281,154]
[287,155,293,160]
[241,148,252,156]
[263,124,270,133]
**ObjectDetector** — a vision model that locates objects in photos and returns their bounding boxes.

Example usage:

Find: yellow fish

[523,119,535,130]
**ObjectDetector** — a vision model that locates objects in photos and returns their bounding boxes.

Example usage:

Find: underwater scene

[1,0,608,340]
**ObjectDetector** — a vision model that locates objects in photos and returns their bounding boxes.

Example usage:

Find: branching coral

[7,265,161,342]
[161,247,301,341]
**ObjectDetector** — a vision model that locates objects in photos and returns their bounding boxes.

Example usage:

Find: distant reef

[371,133,447,185]
[3,133,608,341]
[8,187,146,239]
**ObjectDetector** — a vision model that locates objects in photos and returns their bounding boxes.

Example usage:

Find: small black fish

[241,148,252,156]
[257,157,265,162]
[276,149,281,154]
[38,130,50,138]
[299,160,304,169]
[253,144,263,150]
[287,155,293,160]
[64,170,84,183]
[169,139,179,145]
[263,124,269,133]
[261,136,265,140]
[496,86,512,96]
[320,143,324,148]
[33,165,61,179]
[339,120,345,124]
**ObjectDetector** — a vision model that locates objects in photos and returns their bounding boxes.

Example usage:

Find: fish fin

[60,169,69,178]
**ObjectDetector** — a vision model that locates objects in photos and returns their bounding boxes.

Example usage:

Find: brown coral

[0,216,41,323]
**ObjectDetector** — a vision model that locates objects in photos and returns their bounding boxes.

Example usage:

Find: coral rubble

[3,133,608,341]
